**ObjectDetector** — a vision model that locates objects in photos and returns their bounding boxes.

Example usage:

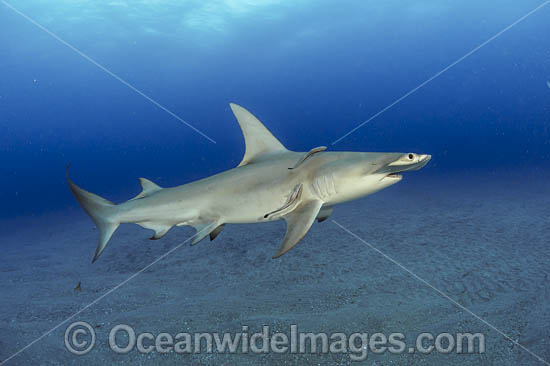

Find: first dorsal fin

[229,103,287,167]
[131,178,162,200]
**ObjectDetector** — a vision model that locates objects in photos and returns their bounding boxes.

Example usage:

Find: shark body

[67,104,431,262]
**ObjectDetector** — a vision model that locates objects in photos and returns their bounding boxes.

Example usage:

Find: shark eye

[408,154,414,160]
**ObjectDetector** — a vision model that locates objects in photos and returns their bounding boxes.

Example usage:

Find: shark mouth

[387,173,402,179]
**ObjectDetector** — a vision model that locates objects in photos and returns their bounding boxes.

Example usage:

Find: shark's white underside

[67,103,431,262]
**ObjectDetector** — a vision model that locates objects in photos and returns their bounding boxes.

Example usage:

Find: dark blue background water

[1,0,549,218]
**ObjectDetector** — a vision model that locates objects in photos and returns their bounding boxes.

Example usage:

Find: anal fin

[138,222,173,240]
[273,200,323,258]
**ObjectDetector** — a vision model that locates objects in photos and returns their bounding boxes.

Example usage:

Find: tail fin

[66,166,120,263]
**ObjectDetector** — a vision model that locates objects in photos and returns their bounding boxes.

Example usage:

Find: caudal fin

[66,166,120,263]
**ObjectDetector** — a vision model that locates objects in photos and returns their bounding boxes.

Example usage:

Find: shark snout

[420,154,431,162]
[379,153,431,175]
[413,154,431,170]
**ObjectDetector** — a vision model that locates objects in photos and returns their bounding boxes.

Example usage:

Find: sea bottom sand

[1,172,550,365]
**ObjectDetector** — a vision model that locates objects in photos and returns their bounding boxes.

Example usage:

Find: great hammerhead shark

[67,104,431,262]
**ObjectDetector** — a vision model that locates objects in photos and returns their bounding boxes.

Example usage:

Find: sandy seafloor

[1,170,550,365]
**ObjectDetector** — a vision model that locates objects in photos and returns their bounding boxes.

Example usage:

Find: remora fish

[67,104,431,262]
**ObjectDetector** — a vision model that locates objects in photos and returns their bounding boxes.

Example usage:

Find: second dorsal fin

[131,178,163,200]
[229,103,288,167]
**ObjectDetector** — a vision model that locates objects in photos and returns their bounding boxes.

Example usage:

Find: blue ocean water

[2,0,549,219]
[3,2,550,365]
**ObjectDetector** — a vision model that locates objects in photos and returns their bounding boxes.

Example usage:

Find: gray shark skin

[67,103,431,262]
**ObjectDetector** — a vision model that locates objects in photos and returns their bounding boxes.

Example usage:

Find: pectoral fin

[316,206,333,223]
[273,200,323,258]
